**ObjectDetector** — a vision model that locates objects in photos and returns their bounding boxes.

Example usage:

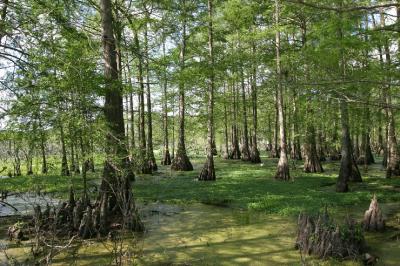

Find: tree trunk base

[330,153,341,161]
[304,158,324,173]
[362,195,385,232]
[241,146,251,161]
[148,156,158,171]
[161,150,172,165]
[228,146,241,160]
[250,147,261,164]
[32,187,144,240]
[275,159,290,181]
[349,159,362,182]
[386,162,400,178]
[198,156,216,181]
[171,152,193,171]
[356,155,374,165]
[295,211,365,260]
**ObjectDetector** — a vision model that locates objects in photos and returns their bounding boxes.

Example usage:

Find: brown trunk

[144,20,157,171]
[357,103,375,165]
[97,0,143,233]
[134,31,152,174]
[79,135,89,204]
[129,93,135,149]
[199,0,216,181]
[291,88,302,161]
[380,9,400,178]
[274,0,290,181]
[171,0,193,171]
[272,94,279,158]
[70,138,76,173]
[13,142,21,176]
[223,83,229,159]
[74,142,81,174]
[304,100,323,173]
[250,49,261,163]
[240,68,250,161]
[336,9,361,192]
[38,118,48,174]
[123,35,136,151]
[60,122,70,176]
[337,99,362,192]
[228,81,241,159]
[161,39,171,166]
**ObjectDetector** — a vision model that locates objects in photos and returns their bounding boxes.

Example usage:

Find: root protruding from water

[362,195,385,232]
[295,211,365,260]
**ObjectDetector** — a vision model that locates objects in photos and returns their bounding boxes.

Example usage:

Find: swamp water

[0,202,399,265]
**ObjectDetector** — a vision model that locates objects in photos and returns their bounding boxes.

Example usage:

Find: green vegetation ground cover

[2,156,400,217]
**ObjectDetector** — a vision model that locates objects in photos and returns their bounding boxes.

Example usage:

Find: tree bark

[358,103,375,165]
[304,99,323,173]
[199,0,216,181]
[250,50,261,163]
[228,81,241,159]
[223,83,229,159]
[171,0,193,171]
[134,31,152,174]
[144,19,157,171]
[336,9,361,192]
[161,37,171,166]
[274,0,290,181]
[60,122,70,176]
[38,118,48,174]
[291,88,302,161]
[240,68,251,161]
[380,9,400,178]
[97,0,143,233]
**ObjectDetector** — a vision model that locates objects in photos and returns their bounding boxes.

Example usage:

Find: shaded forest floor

[1,156,400,265]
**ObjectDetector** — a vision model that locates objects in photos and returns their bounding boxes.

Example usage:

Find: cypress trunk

[171,0,193,171]
[304,99,323,173]
[60,123,70,176]
[161,39,171,166]
[274,0,290,181]
[97,0,143,233]
[134,32,152,174]
[199,0,216,181]
[144,21,157,171]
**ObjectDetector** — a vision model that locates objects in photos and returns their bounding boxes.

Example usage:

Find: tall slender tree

[274,0,290,181]
[199,0,216,181]
[97,0,142,232]
[171,0,193,171]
